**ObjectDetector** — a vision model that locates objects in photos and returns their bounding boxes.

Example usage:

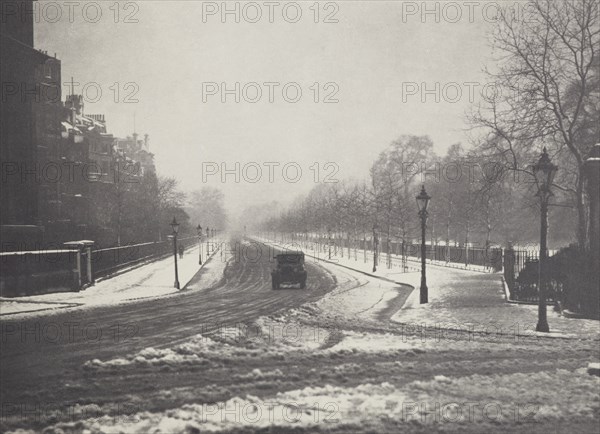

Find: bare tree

[470,0,599,248]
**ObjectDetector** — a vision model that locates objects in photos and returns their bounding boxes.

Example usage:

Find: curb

[180,241,223,290]
[562,309,600,320]
[501,276,544,305]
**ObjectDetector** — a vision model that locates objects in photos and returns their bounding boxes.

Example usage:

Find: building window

[44,61,53,79]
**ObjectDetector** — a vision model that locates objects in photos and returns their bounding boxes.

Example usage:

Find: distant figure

[554,300,563,315]
[178,245,184,258]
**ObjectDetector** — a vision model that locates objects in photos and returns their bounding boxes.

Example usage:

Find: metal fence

[264,233,587,308]
[286,233,503,272]
[503,247,562,303]
[0,235,198,297]
[92,235,197,278]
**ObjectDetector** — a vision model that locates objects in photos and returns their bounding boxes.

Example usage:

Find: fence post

[75,250,82,289]
[503,244,515,297]
[86,245,94,284]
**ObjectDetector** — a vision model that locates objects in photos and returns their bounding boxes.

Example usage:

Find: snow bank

[36,368,599,433]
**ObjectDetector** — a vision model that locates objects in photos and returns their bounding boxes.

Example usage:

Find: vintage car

[271,251,307,289]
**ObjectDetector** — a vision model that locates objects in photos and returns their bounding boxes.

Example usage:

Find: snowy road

[0,238,344,430]
[1,237,598,433]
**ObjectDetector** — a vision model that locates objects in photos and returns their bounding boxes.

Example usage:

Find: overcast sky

[35,1,499,219]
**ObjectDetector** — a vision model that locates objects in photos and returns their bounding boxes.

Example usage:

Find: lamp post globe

[416,184,431,214]
[170,217,180,234]
[533,148,558,200]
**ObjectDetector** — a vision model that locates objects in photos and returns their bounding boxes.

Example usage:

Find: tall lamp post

[206,226,210,254]
[170,217,180,289]
[372,224,379,272]
[584,144,600,314]
[197,224,203,265]
[416,185,431,304]
[327,227,332,260]
[532,148,558,333]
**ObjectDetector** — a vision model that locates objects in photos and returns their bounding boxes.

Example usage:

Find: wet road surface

[0,238,340,406]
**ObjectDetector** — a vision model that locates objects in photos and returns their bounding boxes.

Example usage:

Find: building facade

[1,1,157,250]
[1,0,63,249]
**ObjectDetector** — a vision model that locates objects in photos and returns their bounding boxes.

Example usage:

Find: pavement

[0,238,225,317]
[393,264,600,339]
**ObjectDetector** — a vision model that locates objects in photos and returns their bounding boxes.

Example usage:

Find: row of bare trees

[258,134,576,250]
[88,171,228,247]
[89,172,192,247]
[259,0,598,252]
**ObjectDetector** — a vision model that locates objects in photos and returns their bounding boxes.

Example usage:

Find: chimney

[66,95,83,115]
[65,95,84,124]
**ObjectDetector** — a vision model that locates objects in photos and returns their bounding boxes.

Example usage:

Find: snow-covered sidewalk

[0,239,226,317]
[392,262,600,339]
[257,236,599,339]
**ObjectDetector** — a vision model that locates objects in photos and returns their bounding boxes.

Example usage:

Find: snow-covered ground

[33,321,600,434]
[0,239,225,318]
[392,261,600,339]
[4,236,598,434]
[259,235,600,338]
[254,236,414,324]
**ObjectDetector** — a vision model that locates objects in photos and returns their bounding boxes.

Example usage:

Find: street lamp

[416,185,431,304]
[170,217,180,289]
[196,224,203,265]
[327,227,332,260]
[532,147,558,333]
[584,144,600,314]
[372,223,379,273]
[206,226,210,254]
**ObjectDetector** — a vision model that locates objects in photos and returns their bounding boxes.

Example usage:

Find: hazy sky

[34,1,499,218]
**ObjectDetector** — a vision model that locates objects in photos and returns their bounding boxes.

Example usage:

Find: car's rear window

[278,255,303,263]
